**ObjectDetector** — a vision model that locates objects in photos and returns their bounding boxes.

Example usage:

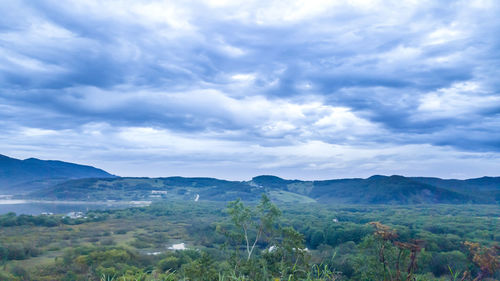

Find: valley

[0,154,498,280]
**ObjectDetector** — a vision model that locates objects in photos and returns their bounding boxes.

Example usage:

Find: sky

[1,0,499,180]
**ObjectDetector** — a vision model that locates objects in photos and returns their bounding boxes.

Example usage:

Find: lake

[0,199,151,215]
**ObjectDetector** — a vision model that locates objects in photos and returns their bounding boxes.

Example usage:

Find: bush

[129,239,152,249]
[7,244,26,260]
[115,229,128,235]
[158,256,181,272]
[100,238,116,246]
[0,270,19,281]
[429,251,469,277]
[10,265,29,280]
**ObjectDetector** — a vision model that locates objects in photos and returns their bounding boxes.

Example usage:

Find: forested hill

[253,175,499,204]
[0,154,115,193]
[25,174,500,204]
[2,154,498,203]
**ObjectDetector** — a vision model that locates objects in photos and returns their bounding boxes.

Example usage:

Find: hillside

[412,176,500,191]
[4,154,496,204]
[411,176,500,203]
[28,177,263,202]
[0,154,115,194]
[308,175,482,204]
[26,174,499,204]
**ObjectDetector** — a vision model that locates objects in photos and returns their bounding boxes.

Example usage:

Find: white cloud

[0,0,499,179]
[426,26,463,45]
[416,82,500,119]
[231,73,256,82]
[21,128,59,137]
[5,123,499,180]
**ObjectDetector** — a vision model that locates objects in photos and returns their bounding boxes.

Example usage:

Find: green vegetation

[27,177,262,202]
[268,190,316,203]
[0,212,106,227]
[0,199,498,280]
[24,175,500,204]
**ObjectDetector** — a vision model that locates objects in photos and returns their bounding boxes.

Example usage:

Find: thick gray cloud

[0,0,499,179]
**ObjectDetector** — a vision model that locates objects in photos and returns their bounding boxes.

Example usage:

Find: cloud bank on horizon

[0,0,499,180]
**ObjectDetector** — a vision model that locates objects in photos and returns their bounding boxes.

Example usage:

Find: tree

[311,230,325,249]
[464,241,500,281]
[276,226,309,279]
[224,194,281,261]
[219,194,312,279]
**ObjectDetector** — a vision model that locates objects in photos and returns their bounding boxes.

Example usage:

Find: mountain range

[0,154,114,194]
[1,154,499,204]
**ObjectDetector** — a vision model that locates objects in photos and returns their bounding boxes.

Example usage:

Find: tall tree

[225,194,281,261]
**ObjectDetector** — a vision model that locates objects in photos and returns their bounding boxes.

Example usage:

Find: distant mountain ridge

[26,174,500,205]
[411,176,500,191]
[2,154,498,204]
[252,174,497,204]
[0,154,115,194]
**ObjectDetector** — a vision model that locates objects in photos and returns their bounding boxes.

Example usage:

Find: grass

[269,190,316,204]
[99,264,342,281]
[0,216,193,273]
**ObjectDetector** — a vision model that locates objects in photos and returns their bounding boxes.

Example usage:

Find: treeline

[0,212,60,227]
[0,212,107,228]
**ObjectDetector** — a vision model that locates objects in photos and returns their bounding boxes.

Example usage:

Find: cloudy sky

[1,0,499,180]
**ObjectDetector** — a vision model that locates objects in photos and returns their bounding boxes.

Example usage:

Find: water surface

[0,199,150,215]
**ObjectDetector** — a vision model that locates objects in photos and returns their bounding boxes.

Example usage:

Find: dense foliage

[0,200,498,280]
